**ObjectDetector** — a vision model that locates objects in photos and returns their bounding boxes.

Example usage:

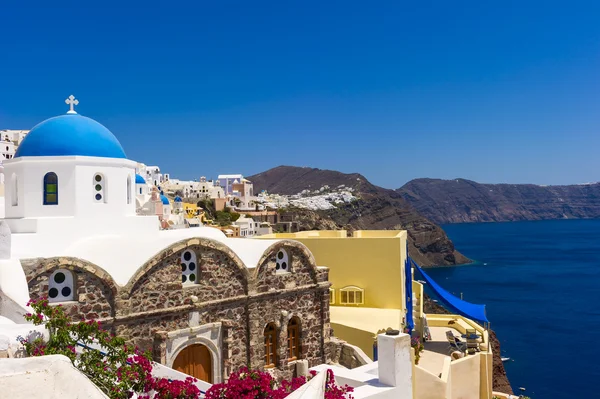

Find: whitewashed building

[0,96,336,392]
[233,215,258,237]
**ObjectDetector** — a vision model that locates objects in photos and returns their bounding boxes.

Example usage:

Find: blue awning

[412,260,489,324]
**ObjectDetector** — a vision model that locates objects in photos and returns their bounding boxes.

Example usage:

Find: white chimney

[377,330,413,395]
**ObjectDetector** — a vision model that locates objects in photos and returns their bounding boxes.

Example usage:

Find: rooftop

[261,230,405,239]
[418,315,490,377]
[8,226,281,286]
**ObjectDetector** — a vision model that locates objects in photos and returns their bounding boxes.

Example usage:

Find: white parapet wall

[0,355,109,398]
[311,332,413,399]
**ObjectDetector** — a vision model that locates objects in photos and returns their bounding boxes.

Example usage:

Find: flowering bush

[205,367,353,399]
[19,297,200,399]
[411,336,425,365]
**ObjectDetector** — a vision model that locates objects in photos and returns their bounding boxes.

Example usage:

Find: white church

[0,97,415,399]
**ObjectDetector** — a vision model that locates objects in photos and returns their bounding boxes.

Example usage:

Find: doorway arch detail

[165,322,222,384]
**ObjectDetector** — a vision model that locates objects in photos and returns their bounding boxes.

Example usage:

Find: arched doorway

[172,344,213,383]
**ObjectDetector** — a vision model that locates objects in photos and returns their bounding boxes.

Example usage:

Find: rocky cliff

[398,178,600,224]
[248,166,469,266]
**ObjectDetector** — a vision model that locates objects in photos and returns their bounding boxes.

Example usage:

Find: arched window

[11,173,18,206]
[181,249,198,285]
[275,248,290,274]
[93,173,106,203]
[43,172,58,205]
[264,323,278,368]
[127,175,132,204]
[340,286,365,305]
[48,269,74,303]
[287,317,301,361]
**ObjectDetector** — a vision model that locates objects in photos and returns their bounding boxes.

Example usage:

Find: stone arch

[25,257,118,298]
[24,257,118,319]
[262,318,282,331]
[169,335,220,373]
[253,240,319,284]
[123,237,250,298]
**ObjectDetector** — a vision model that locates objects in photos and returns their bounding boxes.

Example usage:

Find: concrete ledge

[0,355,108,398]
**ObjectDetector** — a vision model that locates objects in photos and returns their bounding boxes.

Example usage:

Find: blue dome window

[43,172,58,205]
[15,114,127,159]
[135,174,146,184]
[160,195,170,205]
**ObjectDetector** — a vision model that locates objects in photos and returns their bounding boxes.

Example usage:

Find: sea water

[425,219,600,399]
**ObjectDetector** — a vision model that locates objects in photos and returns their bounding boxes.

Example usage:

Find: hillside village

[0,133,358,239]
[0,99,514,399]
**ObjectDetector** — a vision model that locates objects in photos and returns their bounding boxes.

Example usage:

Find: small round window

[93,174,106,203]
[181,250,198,285]
[276,249,290,274]
[48,269,74,302]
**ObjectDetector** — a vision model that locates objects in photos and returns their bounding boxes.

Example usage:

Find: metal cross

[65,95,79,114]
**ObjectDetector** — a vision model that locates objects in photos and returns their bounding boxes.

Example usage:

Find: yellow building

[259,230,412,357]
[260,230,495,399]
[182,202,200,218]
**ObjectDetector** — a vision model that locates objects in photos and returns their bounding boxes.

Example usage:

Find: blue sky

[1,0,599,188]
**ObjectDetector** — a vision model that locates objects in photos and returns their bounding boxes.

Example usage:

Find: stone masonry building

[0,98,333,384]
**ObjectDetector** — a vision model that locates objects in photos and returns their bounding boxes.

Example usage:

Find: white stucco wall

[449,354,480,399]
[0,321,48,356]
[414,365,448,399]
[3,156,137,220]
[311,333,413,399]
[0,355,108,398]
[0,259,31,317]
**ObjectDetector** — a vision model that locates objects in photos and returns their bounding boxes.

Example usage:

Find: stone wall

[326,337,371,370]
[22,257,116,321]
[22,238,331,383]
[254,245,316,292]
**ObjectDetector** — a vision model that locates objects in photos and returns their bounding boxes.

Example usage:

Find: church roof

[7,227,282,286]
[135,174,146,184]
[15,114,126,159]
[160,195,170,205]
[174,196,183,202]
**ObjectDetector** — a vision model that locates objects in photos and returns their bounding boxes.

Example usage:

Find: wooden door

[172,344,213,383]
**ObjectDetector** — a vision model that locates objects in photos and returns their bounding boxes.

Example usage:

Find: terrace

[413,314,494,399]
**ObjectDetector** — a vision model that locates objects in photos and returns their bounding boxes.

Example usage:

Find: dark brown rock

[248,166,469,266]
[488,329,513,395]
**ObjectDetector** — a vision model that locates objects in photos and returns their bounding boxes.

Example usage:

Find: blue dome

[160,195,170,205]
[135,174,146,184]
[174,196,182,202]
[15,114,126,159]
